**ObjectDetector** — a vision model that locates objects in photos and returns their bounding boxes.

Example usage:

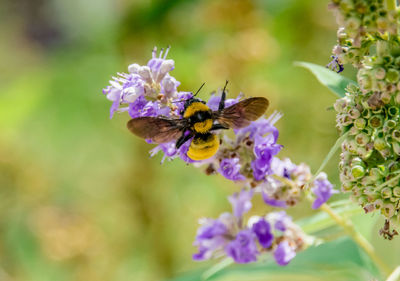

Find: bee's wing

[127,117,186,143]
[214,97,269,129]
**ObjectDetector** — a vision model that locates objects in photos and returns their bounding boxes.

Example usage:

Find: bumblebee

[127,81,269,160]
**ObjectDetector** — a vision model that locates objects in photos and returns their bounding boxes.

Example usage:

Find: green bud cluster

[329,0,398,67]
[331,0,400,228]
[336,85,400,221]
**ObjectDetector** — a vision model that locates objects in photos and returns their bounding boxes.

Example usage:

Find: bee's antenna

[171,83,205,104]
[223,80,229,92]
[193,82,205,97]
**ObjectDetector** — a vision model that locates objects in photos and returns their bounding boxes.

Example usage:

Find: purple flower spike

[274,241,296,266]
[252,219,274,248]
[218,158,246,181]
[228,189,254,218]
[311,172,337,209]
[225,230,258,263]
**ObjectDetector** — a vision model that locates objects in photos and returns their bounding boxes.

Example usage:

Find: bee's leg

[210,124,229,131]
[176,132,194,149]
[218,80,229,112]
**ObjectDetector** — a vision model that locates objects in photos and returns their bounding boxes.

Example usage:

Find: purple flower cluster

[103,47,338,267]
[193,189,306,265]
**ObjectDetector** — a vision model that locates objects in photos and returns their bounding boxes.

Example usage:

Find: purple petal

[274,241,296,266]
[225,230,258,263]
[228,189,254,218]
[252,219,274,248]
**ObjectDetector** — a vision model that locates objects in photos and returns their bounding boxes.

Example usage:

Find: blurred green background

[1,0,400,280]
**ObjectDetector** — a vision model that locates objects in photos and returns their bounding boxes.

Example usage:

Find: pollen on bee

[193,119,213,133]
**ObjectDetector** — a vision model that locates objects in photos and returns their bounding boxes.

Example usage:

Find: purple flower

[149,142,177,163]
[235,112,282,140]
[228,189,254,218]
[274,241,296,266]
[251,135,282,180]
[192,216,231,261]
[103,46,180,120]
[271,211,292,232]
[225,230,258,263]
[207,93,241,111]
[252,219,274,248]
[218,158,246,181]
[262,192,287,208]
[253,135,282,161]
[311,172,337,209]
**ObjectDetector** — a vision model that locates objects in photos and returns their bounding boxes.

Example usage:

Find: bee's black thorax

[182,98,214,134]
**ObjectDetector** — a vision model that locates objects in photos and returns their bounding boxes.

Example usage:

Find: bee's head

[180,98,206,117]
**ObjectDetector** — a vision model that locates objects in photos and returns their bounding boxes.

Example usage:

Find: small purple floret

[225,230,258,263]
[228,189,253,218]
[311,172,337,209]
[274,241,296,266]
[252,219,274,248]
[218,158,246,181]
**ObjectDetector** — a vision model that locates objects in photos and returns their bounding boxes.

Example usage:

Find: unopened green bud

[374,199,384,209]
[377,164,389,176]
[381,203,395,218]
[379,148,391,158]
[357,146,371,159]
[351,165,365,179]
[389,106,399,117]
[395,56,400,66]
[370,168,383,181]
[349,126,360,135]
[354,118,366,129]
[347,139,358,154]
[393,187,400,197]
[342,181,353,192]
[362,108,371,119]
[392,130,400,141]
[377,17,389,31]
[374,138,387,151]
[392,142,400,155]
[359,75,373,90]
[384,120,396,131]
[374,67,386,79]
[346,83,359,94]
[340,0,354,12]
[358,196,368,205]
[334,98,349,113]
[355,132,369,146]
[349,108,361,119]
[369,115,383,128]
[383,55,394,65]
[386,69,400,83]
[380,92,391,104]
[381,187,393,199]
[377,40,389,57]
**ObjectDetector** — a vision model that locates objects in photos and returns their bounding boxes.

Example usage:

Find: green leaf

[166,238,380,281]
[295,61,357,98]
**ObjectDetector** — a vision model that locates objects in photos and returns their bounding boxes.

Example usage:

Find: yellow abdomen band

[193,119,213,133]
[187,134,220,160]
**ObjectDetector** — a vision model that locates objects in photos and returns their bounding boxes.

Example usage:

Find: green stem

[305,133,391,276]
[320,203,391,276]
